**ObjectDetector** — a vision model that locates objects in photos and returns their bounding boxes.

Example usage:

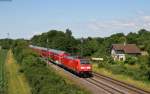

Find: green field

[0,49,7,94]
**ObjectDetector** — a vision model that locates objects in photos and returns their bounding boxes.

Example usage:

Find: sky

[0,0,150,39]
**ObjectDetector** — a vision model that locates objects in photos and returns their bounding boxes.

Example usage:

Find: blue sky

[0,0,150,39]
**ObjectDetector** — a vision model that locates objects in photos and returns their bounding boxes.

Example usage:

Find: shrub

[19,68,24,73]
[147,69,150,80]
[107,57,116,64]
[125,55,137,65]
[147,56,150,67]
[98,62,106,68]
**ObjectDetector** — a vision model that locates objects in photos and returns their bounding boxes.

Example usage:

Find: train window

[80,59,90,64]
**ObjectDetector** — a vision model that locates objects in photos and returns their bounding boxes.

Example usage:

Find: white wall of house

[111,49,126,61]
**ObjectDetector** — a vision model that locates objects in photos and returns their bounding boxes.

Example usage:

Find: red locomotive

[29,45,92,77]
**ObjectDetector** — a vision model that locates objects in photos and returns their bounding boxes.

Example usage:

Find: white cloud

[86,15,150,35]
[87,20,137,31]
[108,21,136,27]
[142,16,150,22]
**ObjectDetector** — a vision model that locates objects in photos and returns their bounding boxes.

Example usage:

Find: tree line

[0,28,150,83]
[1,29,150,59]
[30,29,150,58]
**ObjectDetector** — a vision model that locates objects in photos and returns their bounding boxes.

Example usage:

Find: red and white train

[29,45,92,77]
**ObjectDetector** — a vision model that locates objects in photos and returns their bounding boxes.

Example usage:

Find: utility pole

[6,33,11,49]
[46,38,49,66]
[81,37,84,58]
[123,36,127,46]
[7,33,10,39]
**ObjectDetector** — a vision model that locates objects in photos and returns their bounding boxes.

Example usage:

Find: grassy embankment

[12,44,90,94]
[5,50,31,94]
[0,49,8,94]
[93,63,150,92]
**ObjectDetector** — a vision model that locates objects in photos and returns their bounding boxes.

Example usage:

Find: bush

[107,57,116,64]
[147,69,150,80]
[147,56,150,67]
[125,55,137,65]
[19,69,24,73]
[98,62,106,68]
[97,58,150,81]
[109,64,126,74]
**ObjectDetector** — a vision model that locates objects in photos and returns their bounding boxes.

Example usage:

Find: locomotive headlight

[86,67,91,69]
[81,67,85,69]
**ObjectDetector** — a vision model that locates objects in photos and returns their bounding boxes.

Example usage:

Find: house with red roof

[111,44,141,61]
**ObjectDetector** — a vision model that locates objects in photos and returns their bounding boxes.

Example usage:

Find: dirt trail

[5,50,31,94]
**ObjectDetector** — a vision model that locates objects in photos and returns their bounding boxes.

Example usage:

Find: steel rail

[85,78,125,94]
[93,72,150,94]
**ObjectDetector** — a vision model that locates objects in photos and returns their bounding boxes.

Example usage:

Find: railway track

[41,58,150,94]
[92,72,150,94]
[85,77,124,94]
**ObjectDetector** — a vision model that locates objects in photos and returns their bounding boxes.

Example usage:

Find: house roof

[112,44,141,54]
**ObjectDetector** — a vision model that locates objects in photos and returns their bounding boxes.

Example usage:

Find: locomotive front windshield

[80,59,90,64]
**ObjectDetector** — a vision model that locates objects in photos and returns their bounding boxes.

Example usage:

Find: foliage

[1,28,150,85]
[0,39,14,49]
[106,56,116,64]
[148,57,150,67]
[97,56,150,82]
[30,29,150,58]
[147,69,150,80]
[127,29,150,53]
[31,29,78,54]
[12,42,89,94]
[124,55,138,65]
[0,49,8,94]
[79,37,99,56]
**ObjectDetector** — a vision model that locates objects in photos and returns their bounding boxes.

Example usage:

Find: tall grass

[0,49,8,94]
[5,50,31,94]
